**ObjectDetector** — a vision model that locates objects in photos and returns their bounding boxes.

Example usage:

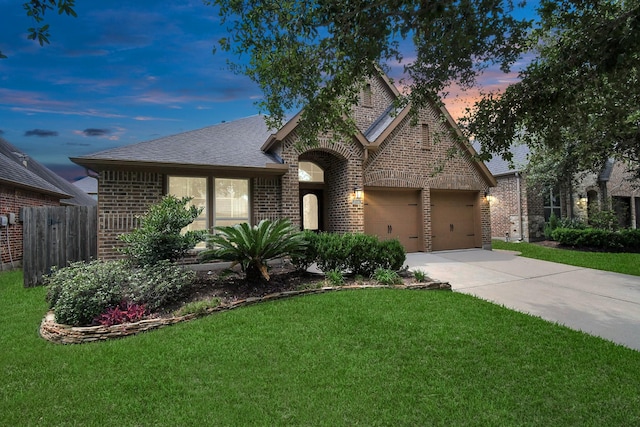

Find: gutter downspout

[515,172,523,241]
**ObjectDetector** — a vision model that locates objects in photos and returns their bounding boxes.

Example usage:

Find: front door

[300,189,324,231]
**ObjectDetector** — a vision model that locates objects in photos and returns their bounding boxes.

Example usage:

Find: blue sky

[0,0,533,181]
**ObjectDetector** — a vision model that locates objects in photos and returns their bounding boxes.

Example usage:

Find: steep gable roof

[0,138,96,206]
[72,115,287,175]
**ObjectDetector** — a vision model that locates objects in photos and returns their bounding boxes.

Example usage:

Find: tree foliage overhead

[465,0,640,178]
[207,0,532,143]
[1,1,77,59]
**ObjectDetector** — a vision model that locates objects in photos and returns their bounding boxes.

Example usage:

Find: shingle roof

[364,104,399,142]
[0,138,96,206]
[72,115,282,169]
[473,141,530,176]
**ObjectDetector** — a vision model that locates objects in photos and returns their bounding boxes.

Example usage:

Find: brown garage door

[364,190,421,252]
[431,191,480,251]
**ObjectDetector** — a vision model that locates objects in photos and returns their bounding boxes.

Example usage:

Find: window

[362,83,372,107]
[298,161,324,183]
[167,177,207,244]
[167,176,250,236]
[543,188,562,221]
[215,178,249,227]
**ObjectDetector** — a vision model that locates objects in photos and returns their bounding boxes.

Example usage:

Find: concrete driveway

[405,249,640,352]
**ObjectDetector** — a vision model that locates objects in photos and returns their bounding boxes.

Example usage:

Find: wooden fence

[22,206,97,287]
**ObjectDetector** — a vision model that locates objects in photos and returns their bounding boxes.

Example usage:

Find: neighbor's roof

[72,176,98,194]
[0,138,96,206]
[72,115,287,174]
[473,142,530,177]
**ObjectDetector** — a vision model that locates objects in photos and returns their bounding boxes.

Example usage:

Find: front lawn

[492,239,640,276]
[2,270,640,425]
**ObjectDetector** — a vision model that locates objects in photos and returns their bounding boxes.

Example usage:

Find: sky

[0,0,533,182]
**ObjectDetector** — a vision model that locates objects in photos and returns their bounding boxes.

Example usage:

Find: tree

[1,0,77,59]
[207,0,532,144]
[464,0,640,178]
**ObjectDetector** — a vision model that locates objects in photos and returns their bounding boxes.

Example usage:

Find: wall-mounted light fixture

[353,186,363,205]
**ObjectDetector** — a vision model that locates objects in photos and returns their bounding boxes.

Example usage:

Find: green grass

[493,239,640,276]
[2,270,640,425]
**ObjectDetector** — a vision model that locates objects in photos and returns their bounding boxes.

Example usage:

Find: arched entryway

[298,149,360,234]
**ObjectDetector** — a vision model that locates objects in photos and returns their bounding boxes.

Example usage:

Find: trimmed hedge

[292,231,406,276]
[551,227,640,252]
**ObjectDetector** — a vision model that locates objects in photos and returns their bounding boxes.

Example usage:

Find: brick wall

[0,183,60,269]
[98,171,164,259]
[252,176,282,223]
[362,105,492,250]
[353,75,397,132]
[489,174,546,242]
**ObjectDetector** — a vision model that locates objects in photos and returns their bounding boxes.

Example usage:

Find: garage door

[364,190,421,252]
[431,191,479,251]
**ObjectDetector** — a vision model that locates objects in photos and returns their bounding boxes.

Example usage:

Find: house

[71,72,496,260]
[0,137,97,270]
[72,176,98,200]
[483,144,639,241]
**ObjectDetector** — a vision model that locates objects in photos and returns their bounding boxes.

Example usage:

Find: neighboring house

[483,144,639,241]
[73,176,98,200]
[71,72,496,260]
[0,137,97,270]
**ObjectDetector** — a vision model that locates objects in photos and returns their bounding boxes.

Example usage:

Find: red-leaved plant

[94,301,147,326]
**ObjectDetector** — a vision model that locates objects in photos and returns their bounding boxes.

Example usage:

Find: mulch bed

[173,264,425,310]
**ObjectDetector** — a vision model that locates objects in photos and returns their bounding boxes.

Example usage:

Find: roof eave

[0,177,71,199]
[70,158,289,177]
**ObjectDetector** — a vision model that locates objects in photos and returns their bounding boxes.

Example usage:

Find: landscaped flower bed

[40,280,451,344]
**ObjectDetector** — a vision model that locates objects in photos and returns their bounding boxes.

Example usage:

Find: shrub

[588,208,619,231]
[313,232,349,272]
[46,259,196,326]
[550,227,640,252]
[343,233,386,277]
[290,230,319,271]
[544,212,560,239]
[119,195,206,266]
[45,260,130,326]
[372,268,403,286]
[377,239,406,271]
[557,217,587,230]
[199,219,308,283]
[124,261,196,312]
[311,232,406,275]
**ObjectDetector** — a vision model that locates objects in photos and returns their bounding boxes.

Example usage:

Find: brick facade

[0,183,60,269]
[489,174,545,242]
[92,73,494,258]
[97,171,164,259]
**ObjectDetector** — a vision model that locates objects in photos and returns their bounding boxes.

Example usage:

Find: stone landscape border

[40,282,451,345]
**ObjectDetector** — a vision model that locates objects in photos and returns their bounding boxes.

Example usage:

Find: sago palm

[198,219,308,283]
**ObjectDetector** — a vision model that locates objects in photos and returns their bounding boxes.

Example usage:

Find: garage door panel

[365,190,421,252]
[431,191,479,251]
